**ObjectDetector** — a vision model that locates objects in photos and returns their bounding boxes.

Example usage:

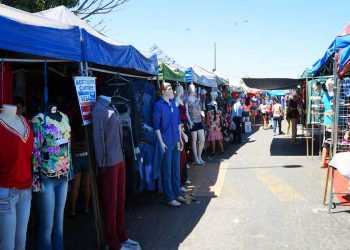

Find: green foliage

[1,0,79,12]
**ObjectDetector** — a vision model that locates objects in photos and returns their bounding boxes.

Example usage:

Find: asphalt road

[27,122,350,250]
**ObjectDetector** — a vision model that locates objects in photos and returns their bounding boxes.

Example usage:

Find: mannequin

[32,104,72,250]
[153,82,185,207]
[0,104,25,136]
[175,85,190,192]
[186,84,206,164]
[92,93,139,250]
[0,104,33,250]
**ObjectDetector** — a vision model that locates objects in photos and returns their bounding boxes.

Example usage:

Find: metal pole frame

[80,62,105,249]
[323,53,339,206]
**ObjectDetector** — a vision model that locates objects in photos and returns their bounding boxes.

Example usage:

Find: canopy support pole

[80,62,105,250]
[88,66,154,80]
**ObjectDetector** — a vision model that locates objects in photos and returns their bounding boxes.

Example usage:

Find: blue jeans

[34,178,68,250]
[273,116,282,134]
[161,143,181,202]
[0,187,31,250]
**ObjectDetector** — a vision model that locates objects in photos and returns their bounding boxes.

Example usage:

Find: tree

[73,0,130,20]
[0,0,79,12]
[1,0,129,20]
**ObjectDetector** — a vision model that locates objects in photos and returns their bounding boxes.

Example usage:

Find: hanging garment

[0,116,33,189]
[187,98,202,123]
[32,112,72,192]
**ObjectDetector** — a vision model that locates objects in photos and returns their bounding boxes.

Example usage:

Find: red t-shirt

[0,116,33,189]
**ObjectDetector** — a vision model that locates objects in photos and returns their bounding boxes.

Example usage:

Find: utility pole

[213,42,216,73]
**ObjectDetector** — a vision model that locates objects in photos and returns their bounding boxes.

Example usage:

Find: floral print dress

[32,112,72,192]
[206,109,223,141]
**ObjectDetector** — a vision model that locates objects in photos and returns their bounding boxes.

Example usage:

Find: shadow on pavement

[123,147,230,250]
[27,123,258,250]
[270,136,319,156]
[219,164,304,170]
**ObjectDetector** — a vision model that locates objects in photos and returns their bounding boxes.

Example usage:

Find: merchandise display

[335,78,350,152]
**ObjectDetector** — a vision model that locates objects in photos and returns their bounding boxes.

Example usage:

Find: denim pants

[232,116,242,143]
[34,178,68,250]
[161,143,181,202]
[0,187,31,250]
[272,116,282,134]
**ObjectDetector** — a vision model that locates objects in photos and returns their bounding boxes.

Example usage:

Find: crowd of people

[0,81,307,250]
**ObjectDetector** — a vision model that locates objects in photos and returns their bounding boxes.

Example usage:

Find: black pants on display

[232,116,242,143]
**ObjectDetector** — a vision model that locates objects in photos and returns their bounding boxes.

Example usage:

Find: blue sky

[94,0,350,84]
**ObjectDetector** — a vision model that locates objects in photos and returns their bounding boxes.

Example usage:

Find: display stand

[309,80,324,159]
[324,58,350,211]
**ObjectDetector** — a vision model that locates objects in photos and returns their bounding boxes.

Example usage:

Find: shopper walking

[289,92,300,143]
[272,99,283,135]
[231,98,243,143]
[259,99,268,129]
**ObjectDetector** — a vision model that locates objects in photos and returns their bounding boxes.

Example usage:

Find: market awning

[337,46,350,77]
[0,4,81,61]
[241,78,299,90]
[216,76,229,86]
[185,65,217,88]
[300,68,313,79]
[37,6,158,75]
[268,90,289,96]
[312,23,350,76]
[158,62,185,82]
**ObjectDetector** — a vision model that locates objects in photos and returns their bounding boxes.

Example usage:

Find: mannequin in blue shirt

[153,82,185,207]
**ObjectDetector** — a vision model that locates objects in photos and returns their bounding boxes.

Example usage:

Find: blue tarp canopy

[338,45,350,76]
[0,4,81,61]
[185,65,217,88]
[37,6,158,75]
[312,23,350,76]
[268,90,288,96]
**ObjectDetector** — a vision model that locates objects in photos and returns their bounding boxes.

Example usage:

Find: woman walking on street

[259,99,268,129]
[272,99,283,135]
[289,92,300,143]
[250,99,258,127]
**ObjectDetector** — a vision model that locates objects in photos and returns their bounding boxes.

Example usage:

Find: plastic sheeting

[216,76,229,86]
[158,62,185,82]
[185,65,217,88]
[0,4,81,61]
[338,46,350,77]
[268,90,288,96]
[242,78,299,90]
[312,23,350,76]
[37,6,158,75]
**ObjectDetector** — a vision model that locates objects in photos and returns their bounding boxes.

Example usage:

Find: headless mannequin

[186,84,206,164]
[0,104,25,136]
[175,85,184,107]
[175,85,188,143]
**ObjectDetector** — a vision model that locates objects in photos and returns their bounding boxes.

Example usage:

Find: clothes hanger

[106,73,130,85]
[112,89,130,104]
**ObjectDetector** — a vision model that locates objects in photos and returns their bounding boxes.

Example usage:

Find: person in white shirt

[231,98,243,143]
[272,98,283,135]
[259,99,268,129]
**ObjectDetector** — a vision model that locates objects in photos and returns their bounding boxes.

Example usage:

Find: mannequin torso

[186,94,202,123]
[0,104,26,137]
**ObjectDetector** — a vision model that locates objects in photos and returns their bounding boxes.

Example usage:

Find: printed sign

[74,76,96,125]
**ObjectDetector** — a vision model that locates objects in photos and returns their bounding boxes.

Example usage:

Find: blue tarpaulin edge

[82,30,158,75]
[312,35,350,75]
[0,15,82,61]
